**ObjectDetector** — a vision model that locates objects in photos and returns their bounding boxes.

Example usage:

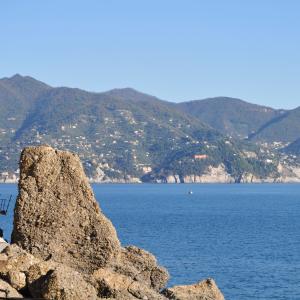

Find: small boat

[188,190,193,195]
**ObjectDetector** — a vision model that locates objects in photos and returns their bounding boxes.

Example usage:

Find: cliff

[153,163,300,183]
[0,146,225,299]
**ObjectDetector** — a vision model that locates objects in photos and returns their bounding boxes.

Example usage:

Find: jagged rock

[0,244,39,291]
[0,278,23,298]
[93,268,166,300]
[0,244,40,291]
[113,246,169,291]
[128,281,166,300]
[12,145,120,273]
[0,244,40,274]
[29,265,98,300]
[162,278,225,300]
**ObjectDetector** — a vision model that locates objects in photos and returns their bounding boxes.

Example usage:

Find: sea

[0,183,299,300]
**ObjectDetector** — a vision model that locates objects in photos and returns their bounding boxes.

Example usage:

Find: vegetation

[177,97,283,139]
[0,74,297,182]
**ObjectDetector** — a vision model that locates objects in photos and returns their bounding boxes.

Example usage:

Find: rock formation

[29,264,99,300]
[0,145,225,299]
[162,278,224,300]
[12,146,120,272]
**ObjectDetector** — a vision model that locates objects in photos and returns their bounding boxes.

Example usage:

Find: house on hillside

[194,154,208,160]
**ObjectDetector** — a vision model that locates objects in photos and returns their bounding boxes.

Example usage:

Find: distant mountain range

[178,98,281,139]
[0,74,299,183]
[178,98,300,143]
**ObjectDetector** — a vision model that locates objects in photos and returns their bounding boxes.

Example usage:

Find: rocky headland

[0,145,224,299]
[150,163,300,184]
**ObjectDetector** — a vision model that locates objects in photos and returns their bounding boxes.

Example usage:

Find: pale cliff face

[164,164,234,183]
[184,165,234,183]
[276,163,300,183]
[163,163,300,184]
[4,158,300,184]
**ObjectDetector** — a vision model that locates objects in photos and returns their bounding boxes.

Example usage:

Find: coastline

[2,179,300,184]
[2,163,300,184]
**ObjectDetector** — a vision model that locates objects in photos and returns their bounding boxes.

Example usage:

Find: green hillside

[0,75,291,182]
[177,97,283,139]
[0,76,222,180]
[0,74,50,130]
[248,107,300,143]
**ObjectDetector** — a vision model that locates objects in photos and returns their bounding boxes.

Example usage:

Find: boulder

[92,268,166,300]
[113,246,169,291]
[12,145,120,273]
[26,260,60,295]
[28,264,98,300]
[0,244,40,290]
[0,244,40,274]
[0,278,23,298]
[162,278,225,300]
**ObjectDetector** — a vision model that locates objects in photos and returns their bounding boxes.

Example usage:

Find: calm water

[1,183,300,299]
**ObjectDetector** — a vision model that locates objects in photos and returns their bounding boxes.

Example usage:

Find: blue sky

[1,0,299,108]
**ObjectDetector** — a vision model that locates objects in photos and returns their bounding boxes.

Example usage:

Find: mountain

[178,97,300,146]
[177,97,284,139]
[103,87,165,103]
[248,107,300,143]
[0,75,223,180]
[0,74,295,183]
[0,74,50,101]
[0,74,50,131]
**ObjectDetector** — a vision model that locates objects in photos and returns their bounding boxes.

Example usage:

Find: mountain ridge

[0,74,299,182]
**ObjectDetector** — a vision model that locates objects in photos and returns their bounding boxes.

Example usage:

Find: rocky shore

[0,145,225,299]
[2,161,300,184]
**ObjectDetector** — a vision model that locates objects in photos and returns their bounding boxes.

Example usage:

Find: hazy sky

[1,1,300,108]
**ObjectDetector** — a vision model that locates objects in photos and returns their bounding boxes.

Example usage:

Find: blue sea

[1,183,300,300]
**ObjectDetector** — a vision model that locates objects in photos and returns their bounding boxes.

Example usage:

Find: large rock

[29,264,98,300]
[12,146,120,273]
[93,268,166,300]
[113,246,169,291]
[26,260,60,295]
[11,145,170,299]
[162,278,225,300]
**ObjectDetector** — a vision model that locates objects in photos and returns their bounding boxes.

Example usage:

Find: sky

[0,0,300,109]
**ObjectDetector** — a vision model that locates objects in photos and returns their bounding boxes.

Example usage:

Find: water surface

[1,183,300,299]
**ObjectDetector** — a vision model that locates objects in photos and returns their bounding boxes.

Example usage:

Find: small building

[194,154,208,160]
[142,166,152,173]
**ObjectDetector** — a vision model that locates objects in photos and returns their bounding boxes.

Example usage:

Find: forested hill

[177,97,300,144]
[177,97,284,139]
[0,74,299,182]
